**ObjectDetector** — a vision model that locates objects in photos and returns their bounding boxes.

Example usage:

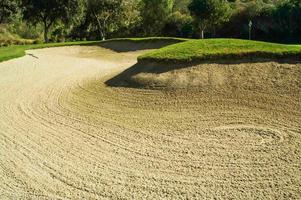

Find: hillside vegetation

[0,25,35,46]
[1,0,301,43]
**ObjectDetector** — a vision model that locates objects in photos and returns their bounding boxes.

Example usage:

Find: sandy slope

[0,46,300,199]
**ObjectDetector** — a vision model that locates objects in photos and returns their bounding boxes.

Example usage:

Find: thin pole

[249,20,252,40]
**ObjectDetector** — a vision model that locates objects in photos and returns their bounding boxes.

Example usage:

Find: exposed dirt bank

[108,61,301,94]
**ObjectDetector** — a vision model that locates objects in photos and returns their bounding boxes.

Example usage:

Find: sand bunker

[0,45,300,199]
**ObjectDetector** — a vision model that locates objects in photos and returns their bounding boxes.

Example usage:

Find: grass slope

[139,39,301,63]
[0,41,101,63]
[0,37,186,63]
[2,38,301,64]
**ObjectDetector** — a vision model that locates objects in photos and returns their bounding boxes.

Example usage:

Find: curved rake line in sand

[0,46,300,199]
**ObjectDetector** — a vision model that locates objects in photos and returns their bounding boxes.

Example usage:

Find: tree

[21,0,83,42]
[0,0,19,24]
[274,0,301,42]
[140,0,174,36]
[120,0,141,35]
[86,0,123,40]
[163,11,193,37]
[173,0,191,14]
[188,0,231,39]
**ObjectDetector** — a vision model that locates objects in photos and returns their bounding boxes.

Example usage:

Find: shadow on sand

[97,40,181,52]
[105,57,301,89]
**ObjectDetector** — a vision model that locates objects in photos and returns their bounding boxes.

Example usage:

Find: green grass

[0,41,100,63]
[139,39,301,63]
[2,38,301,64]
[0,37,187,63]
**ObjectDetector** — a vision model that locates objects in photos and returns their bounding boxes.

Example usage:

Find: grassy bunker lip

[98,37,186,52]
[0,41,101,63]
[2,38,301,64]
[104,37,188,43]
[0,37,187,63]
[138,39,301,63]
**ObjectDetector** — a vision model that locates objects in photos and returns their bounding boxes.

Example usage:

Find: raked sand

[0,46,300,199]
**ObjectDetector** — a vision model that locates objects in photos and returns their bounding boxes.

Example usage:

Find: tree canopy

[1,0,301,44]
[189,0,231,39]
[0,0,19,24]
[85,0,123,40]
[140,0,174,36]
[21,0,83,42]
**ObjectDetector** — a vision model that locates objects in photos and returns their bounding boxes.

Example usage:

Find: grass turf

[0,37,186,63]
[0,41,100,63]
[138,39,301,63]
[2,38,301,64]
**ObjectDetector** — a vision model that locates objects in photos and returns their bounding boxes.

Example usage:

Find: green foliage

[139,38,301,62]
[220,0,301,42]
[162,12,193,37]
[119,0,141,35]
[189,0,231,38]
[140,0,175,35]
[9,22,43,40]
[0,25,36,47]
[0,0,19,24]
[273,0,301,41]
[1,0,301,44]
[21,0,84,42]
[173,0,191,13]
[85,0,123,40]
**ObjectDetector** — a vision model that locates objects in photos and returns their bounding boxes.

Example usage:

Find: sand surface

[0,46,300,199]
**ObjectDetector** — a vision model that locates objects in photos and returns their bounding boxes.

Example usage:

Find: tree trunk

[95,18,105,40]
[98,25,105,41]
[102,21,106,41]
[100,27,105,41]
[201,30,204,39]
[44,21,49,43]
[92,11,106,41]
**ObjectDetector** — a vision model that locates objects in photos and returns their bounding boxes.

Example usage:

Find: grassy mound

[107,38,301,91]
[139,39,301,63]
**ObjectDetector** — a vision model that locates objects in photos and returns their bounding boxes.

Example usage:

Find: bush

[162,12,193,37]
